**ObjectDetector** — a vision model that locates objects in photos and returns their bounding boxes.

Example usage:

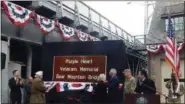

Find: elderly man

[108,68,119,103]
[30,71,46,104]
[123,69,136,94]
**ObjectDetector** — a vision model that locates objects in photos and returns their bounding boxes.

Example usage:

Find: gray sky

[62,1,153,36]
[84,1,145,36]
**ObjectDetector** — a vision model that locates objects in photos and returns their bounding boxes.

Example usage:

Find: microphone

[140,82,156,94]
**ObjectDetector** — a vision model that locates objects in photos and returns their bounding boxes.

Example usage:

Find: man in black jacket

[108,68,120,103]
[9,70,23,104]
[135,70,156,94]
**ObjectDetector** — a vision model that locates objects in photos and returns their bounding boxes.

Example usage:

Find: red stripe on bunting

[2,1,32,27]
[34,14,56,34]
[58,23,75,40]
[147,44,163,54]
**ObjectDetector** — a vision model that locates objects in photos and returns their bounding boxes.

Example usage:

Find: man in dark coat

[108,68,119,103]
[23,76,33,104]
[135,70,156,94]
[8,70,23,104]
[94,74,107,103]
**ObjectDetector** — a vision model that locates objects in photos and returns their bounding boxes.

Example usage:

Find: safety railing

[48,1,146,49]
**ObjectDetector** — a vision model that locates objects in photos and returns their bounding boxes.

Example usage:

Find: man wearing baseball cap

[123,69,136,94]
[30,71,46,104]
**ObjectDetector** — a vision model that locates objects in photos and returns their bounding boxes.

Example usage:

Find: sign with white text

[52,56,107,82]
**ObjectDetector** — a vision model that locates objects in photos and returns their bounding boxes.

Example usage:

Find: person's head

[35,71,43,79]
[123,69,132,78]
[137,70,148,80]
[109,68,117,77]
[28,76,33,83]
[98,74,106,82]
[13,70,20,78]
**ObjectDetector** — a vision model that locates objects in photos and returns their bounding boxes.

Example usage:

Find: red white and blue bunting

[2,1,101,41]
[45,81,57,92]
[44,81,93,93]
[146,44,163,54]
[75,30,89,41]
[58,23,75,40]
[34,14,56,34]
[2,1,32,27]
[147,42,185,54]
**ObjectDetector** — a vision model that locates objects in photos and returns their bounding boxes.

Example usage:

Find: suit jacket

[108,76,119,91]
[135,78,156,94]
[95,81,107,95]
[8,77,23,101]
[30,78,46,104]
[108,76,120,103]
[23,82,32,104]
[94,81,107,103]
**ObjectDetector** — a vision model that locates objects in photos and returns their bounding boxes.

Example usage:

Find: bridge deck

[1,1,147,61]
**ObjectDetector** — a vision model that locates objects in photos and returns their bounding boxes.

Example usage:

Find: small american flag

[165,16,181,78]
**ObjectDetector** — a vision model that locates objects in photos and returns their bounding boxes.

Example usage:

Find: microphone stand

[141,82,169,104]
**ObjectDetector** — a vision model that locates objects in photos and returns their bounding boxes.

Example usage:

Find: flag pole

[168,0,173,75]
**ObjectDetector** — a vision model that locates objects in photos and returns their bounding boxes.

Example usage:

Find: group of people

[8,68,156,104]
[8,70,45,104]
[124,69,156,94]
[9,68,184,104]
[93,68,156,103]
[93,69,120,103]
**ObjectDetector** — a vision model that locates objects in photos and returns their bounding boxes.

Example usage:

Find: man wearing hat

[123,69,136,94]
[30,71,46,104]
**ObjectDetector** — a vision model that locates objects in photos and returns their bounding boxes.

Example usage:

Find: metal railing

[48,1,146,49]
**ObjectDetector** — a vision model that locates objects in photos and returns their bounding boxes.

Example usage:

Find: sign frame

[52,55,107,83]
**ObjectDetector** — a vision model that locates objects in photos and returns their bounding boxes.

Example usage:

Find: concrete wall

[148,1,184,103]
[147,1,184,44]
[149,49,184,86]
[147,0,185,103]
[161,59,184,103]
[1,41,10,103]
[148,49,184,103]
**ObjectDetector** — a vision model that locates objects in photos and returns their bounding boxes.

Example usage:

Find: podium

[124,94,160,104]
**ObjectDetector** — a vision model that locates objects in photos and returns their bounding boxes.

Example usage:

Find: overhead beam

[161,12,184,19]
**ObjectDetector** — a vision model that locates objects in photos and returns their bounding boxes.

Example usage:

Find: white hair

[98,74,106,82]
[110,68,117,75]
[35,71,43,78]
